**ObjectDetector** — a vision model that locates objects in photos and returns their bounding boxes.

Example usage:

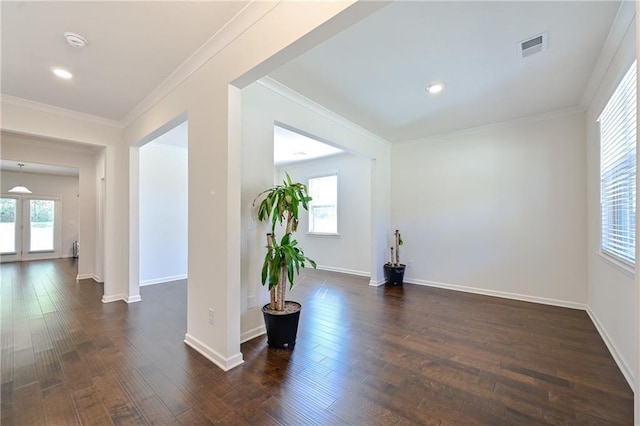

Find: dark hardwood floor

[1,259,633,425]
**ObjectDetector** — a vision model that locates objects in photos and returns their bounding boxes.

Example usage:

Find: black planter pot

[384,263,406,285]
[262,301,302,349]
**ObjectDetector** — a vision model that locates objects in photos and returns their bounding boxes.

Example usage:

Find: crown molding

[2,130,102,154]
[258,76,391,148]
[121,1,279,127]
[396,106,585,147]
[580,1,636,110]
[1,94,122,128]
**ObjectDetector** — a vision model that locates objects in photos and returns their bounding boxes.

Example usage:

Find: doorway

[0,195,61,262]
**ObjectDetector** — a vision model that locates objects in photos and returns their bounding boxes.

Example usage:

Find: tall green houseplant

[254,173,316,312]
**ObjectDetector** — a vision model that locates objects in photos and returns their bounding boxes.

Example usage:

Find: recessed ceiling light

[426,83,444,94]
[52,68,73,80]
[64,32,88,48]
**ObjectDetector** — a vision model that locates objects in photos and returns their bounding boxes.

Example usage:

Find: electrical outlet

[248,218,256,230]
[208,308,215,325]
[407,260,413,268]
[248,295,256,309]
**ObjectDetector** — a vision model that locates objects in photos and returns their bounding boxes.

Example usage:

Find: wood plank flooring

[1,259,633,425]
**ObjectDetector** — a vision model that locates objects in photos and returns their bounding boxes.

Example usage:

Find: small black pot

[384,263,406,286]
[262,301,302,349]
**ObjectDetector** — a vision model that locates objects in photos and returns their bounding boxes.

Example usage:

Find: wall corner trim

[1,94,123,128]
[241,325,266,344]
[579,1,636,110]
[102,294,126,304]
[257,76,392,148]
[125,295,142,304]
[403,277,588,310]
[77,273,94,280]
[586,308,635,390]
[140,274,188,286]
[121,1,279,126]
[369,278,386,287]
[184,333,244,371]
[316,265,370,278]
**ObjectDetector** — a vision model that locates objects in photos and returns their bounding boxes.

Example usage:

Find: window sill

[307,232,340,237]
[597,251,635,278]
[28,250,55,254]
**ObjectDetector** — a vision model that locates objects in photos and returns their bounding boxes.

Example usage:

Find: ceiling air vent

[519,32,547,59]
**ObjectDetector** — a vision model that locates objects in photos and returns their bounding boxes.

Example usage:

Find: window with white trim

[308,174,338,234]
[599,60,637,265]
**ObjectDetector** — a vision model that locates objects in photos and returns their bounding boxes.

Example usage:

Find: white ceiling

[269,1,621,142]
[0,160,79,177]
[274,125,343,166]
[0,1,624,145]
[1,1,248,120]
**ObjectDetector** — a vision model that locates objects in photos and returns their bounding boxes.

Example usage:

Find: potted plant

[384,229,405,285]
[253,173,316,348]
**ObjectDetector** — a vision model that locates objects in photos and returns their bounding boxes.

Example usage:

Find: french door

[0,195,61,262]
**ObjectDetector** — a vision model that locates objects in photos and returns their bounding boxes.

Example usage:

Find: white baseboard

[92,274,103,283]
[403,277,588,310]
[126,295,142,303]
[586,308,635,389]
[369,278,385,287]
[241,325,266,343]
[77,273,93,280]
[184,333,244,371]
[316,265,369,278]
[140,274,188,286]
[102,294,125,303]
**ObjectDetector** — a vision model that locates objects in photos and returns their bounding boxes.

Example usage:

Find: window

[599,60,637,265]
[308,174,338,234]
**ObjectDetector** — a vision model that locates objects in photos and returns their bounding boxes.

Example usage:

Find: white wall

[277,152,371,276]
[586,15,636,387]
[392,111,588,307]
[1,170,79,258]
[139,142,188,285]
[240,80,390,343]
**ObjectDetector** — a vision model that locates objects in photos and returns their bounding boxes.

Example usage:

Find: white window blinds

[599,60,637,265]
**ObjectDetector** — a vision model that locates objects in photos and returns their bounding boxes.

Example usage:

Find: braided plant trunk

[255,173,316,313]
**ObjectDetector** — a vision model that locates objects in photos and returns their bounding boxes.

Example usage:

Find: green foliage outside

[0,199,16,223]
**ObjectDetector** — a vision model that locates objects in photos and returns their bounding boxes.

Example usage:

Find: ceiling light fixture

[64,32,88,48]
[52,67,73,80]
[8,164,32,194]
[426,82,444,94]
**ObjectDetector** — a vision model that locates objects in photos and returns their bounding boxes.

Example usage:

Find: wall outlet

[208,308,215,325]
[248,295,256,309]
[407,260,413,268]
[248,218,256,230]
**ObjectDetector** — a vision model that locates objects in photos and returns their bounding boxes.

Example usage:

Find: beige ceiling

[269,1,621,142]
[1,1,248,121]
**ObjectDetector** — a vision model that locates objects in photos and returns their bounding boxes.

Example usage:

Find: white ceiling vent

[519,32,547,59]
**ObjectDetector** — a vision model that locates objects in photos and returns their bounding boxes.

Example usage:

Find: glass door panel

[29,199,55,252]
[0,198,18,254]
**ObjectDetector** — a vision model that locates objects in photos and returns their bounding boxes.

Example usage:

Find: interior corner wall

[586,15,637,387]
[392,111,588,307]
[1,171,79,258]
[276,153,371,276]
[240,81,390,342]
[139,143,188,285]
